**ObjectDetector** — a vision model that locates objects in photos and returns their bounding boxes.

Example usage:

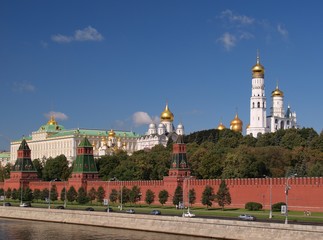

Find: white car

[182,211,195,218]
[20,202,31,207]
[238,214,256,221]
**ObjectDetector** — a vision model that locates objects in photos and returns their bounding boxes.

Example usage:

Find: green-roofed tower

[6,138,39,192]
[71,137,99,182]
[12,139,37,172]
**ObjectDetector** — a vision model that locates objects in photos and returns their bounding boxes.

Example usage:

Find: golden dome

[160,103,174,122]
[252,52,265,78]
[47,115,57,125]
[217,122,226,130]
[230,114,243,132]
[246,124,250,129]
[108,129,116,138]
[271,85,284,97]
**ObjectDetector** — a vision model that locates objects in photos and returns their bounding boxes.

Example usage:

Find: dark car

[105,207,113,212]
[4,202,11,206]
[125,209,135,214]
[55,205,65,209]
[151,210,161,215]
[85,207,94,211]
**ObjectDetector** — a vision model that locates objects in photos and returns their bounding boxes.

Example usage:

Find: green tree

[109,189,118,203]
[88,187,97,203]
[129,186,141,204]
[50,184,58,201]
[215,180,231,210]
[201,185,214,208]
[77,187,89,204]
[42,155,71,181]
[96,186,105,204]
[12,188,18,200]
[33,189,41,202]
[0,188,3,196]
[67,186,77,202]
[23,187,33,202]
[158,190,169,205]
[189,188,196,205]
[172,186,183,206]
[60,187,66,202]
[145,189,155,205]
[5,188,11,199]
[41,188,49,201]
[118,186,131,205]
[33,158,44,179]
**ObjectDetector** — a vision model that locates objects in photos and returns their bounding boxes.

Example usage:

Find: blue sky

[1,1,323,150]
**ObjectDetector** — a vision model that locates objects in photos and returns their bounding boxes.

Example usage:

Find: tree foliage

[158,190,169,205]
[201,186,215,208]
[215,180,231,210]
[145,189,155,205]
[172,186,183,206]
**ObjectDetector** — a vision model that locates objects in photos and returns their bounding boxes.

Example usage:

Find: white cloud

[132,112,158,126]
[74,26,104,41]
[51,34,73,43]
[217,32,237,51]
[277,24,289,39]
[220,9,254,25]
[45,111,68,121]
[51,26,104,43]
[12,82,35,92]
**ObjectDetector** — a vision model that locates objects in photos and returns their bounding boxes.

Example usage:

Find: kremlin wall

[1,134,323,213]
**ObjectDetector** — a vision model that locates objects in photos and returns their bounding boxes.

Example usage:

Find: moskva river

[0,218,221,240]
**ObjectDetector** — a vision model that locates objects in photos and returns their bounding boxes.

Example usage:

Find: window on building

[257,102,260,108]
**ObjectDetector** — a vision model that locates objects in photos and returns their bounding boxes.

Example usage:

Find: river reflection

[0,218,221,240]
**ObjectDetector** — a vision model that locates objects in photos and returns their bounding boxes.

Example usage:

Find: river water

[0,218,220,240]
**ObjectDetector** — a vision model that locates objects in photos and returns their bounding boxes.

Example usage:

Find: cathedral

[9,103,183,164]
[217,52,298,136]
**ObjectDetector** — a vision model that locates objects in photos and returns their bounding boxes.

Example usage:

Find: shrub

[272,202,286,212]
[245,202,263,211]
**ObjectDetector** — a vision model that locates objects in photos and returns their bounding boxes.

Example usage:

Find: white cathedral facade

[246,53,298,137]
[10,103,184,164]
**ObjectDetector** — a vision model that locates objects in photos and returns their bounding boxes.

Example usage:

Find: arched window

[257,102,260,108]
[280,121,284,129]
[252,102,255,108]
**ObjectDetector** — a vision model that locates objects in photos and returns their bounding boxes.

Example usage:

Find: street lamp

[63,180,67,208]
[264,175,273,219]
[49,178,59,209]
[285,173,297,224]
[20,180,23,205]
[184,176,193,214]
[106,177,117,213]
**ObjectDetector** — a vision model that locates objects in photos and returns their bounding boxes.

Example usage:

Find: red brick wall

[2,177,323,211]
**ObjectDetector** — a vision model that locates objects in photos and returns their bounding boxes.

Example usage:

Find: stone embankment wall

[1,207,323,240]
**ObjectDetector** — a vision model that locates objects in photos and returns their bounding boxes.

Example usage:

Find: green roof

[79,137,92,147]
[18,139,30,150]
[12,128,141,143]
[0,152,10,158]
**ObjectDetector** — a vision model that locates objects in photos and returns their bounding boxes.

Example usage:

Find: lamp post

[63,180,67,208]
[107,177,117,213]
[264,175,273,219]
[285,173,297,224]
[20,180,23,205]
[48,178,59,209]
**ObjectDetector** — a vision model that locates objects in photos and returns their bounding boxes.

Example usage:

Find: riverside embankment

[1,207,323,240]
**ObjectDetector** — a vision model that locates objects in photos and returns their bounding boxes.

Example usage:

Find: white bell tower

[246,52,268,137]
